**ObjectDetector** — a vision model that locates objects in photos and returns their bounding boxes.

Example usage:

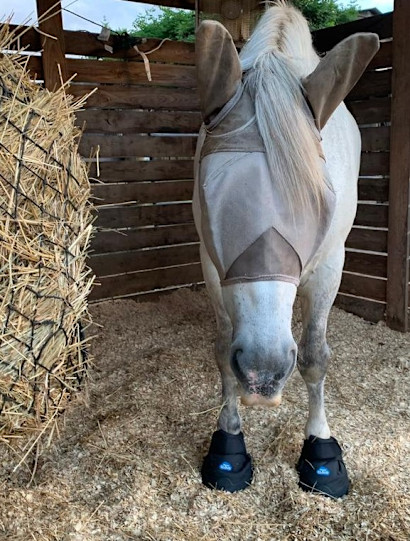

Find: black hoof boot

[296,435,349,499]
[201,429,253,492]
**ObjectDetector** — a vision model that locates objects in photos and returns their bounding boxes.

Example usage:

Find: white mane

[240,1,326,212]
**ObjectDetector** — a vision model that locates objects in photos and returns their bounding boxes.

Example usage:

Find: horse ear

[303,33,380,131]
[196,20,242,123]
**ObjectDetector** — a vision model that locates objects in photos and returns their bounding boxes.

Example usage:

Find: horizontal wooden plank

[89,243,200,277]
[354,203,388,227]
[83,129,386,160]
[66,33,195,64]
[359,152,390,176]
[91,157,388,186]
[77,102,388,138]
[88,159,194,182]
[92,180,194,205]
[11,22,390,69]
[69,84,200,111]
[91,224,199,253]
[119,283,205,303]
[347,97,391,125]
[90,262,203,300]
[68,58,196,87]
[340,272,386,302]
[335,293,386,323]
[94,194,386,232]
[360,126,390,152]
[344,251,387,278]
[95,202,194,229]
[90,155,386,184]
[358,178,389,202]
[367,40,393,70]
[346,228,387,253]
[77,110,201,134]
[312,12,393,52]
[28,56,197,87]
[7,25,195,64]
[80,134,197,158]
[347,69,392,101]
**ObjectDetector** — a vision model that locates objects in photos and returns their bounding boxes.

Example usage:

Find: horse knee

[297,340,331,383]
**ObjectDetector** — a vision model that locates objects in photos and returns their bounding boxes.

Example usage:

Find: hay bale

[0,25,94,438]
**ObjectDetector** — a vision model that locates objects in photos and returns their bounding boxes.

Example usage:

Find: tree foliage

[292,0,359,30]
[131,8,196,42]
[124,1,359,42]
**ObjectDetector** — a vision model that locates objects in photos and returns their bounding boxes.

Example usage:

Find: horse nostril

[273,371,285,382]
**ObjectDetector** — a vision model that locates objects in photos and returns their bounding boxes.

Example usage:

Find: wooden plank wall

[66,37,201,301]
[13,11,408,327]
[18,30,200,301]
[15,25,202,301]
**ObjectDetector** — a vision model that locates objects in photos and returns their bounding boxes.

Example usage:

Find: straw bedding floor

[0,288,409,540]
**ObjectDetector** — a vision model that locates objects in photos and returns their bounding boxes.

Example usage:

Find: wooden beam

[69,84,200,111]
[312,12,393,52]
[90,263,203,300]
[36,0,68,90]
[89,243,200,277]
[91,223,198,254]
[386,0,410,331]
[87,159,194,183]
[335,294,386,324]
[6,24,196,64]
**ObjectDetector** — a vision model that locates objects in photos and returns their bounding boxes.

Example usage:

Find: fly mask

[195,21,380,287]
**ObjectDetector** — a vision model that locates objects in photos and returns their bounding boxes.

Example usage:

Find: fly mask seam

[206,115,257,138]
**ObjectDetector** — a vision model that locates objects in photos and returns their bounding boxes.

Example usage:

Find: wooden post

[36,0,68,90]
[386,0,410,331]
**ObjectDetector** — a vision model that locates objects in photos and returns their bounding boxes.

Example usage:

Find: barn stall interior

[8,0,408,332]
[0,0,409,540]
[8,0,408,331]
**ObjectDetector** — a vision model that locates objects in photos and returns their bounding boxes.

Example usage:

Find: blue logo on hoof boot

[316,466,330,476]
[219,461,233,472]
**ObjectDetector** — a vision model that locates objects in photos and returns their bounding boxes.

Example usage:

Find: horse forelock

[239,2,326,215]
[240,1,319,76]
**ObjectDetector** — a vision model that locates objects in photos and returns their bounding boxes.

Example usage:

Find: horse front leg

[298,294,331,441]
[199,244,253,492]
[296,250,349,498]
[215,317,241,435]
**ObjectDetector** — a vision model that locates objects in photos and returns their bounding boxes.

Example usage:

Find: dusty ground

[0,288,409,540]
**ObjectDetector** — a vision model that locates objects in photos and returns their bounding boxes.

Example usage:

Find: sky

[7,1,394,32]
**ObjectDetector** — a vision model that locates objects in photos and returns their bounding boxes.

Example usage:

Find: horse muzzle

[240,390,283,408]
[231,344,296,407]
